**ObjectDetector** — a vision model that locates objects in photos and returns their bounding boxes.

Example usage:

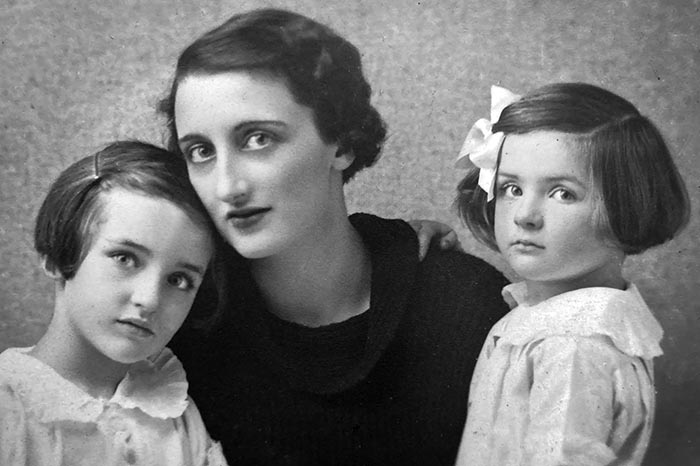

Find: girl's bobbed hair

[34,140,215,280]
[158,8,387,183]
[457,82,690,255]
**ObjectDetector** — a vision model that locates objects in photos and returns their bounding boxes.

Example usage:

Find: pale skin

[176,72,368,327]
[494,131,626,305]
[174,71,459,327]
[30,190,212,399]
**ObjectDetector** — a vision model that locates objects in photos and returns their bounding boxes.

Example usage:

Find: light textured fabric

[456,283,662,466]
[0,347,227,466]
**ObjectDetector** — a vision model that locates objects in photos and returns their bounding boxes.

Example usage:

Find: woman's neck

[251,214,372,327]
[30,295,129,400]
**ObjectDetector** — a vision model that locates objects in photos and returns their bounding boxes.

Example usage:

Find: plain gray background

[1,0,698,464]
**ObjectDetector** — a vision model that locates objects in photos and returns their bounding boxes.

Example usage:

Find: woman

[162,8,509,465]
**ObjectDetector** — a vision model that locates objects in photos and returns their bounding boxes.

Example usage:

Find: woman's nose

[513,196,544,230]
[215,155,250,206]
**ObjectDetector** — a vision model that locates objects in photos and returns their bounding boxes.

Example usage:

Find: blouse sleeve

[181,397,229,466]
[524,335,623,466]
[0,384,28,466]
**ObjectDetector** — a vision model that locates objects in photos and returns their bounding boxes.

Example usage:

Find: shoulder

[420,248,506,280]
[0,380,27,418]
[407,249,510,336]
[0,349,54,416]
[0,382,29,464]
[417,249,509,306]
[178,397,227,465]
[524,335,655,417]
[0,370,24,407]
[0,347,37,386]
[503,284,663,359]
[179,398,210,446]
[0,353,24,412]
[529,334,637,375]
[0,352,31,445]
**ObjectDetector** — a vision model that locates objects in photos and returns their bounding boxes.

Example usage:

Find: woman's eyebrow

[178,133,206,146]
[177,121,288,145]
[179,261,206,277]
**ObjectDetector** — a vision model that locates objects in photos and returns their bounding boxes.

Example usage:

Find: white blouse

[456,283,663,466]
[0,347,227,466]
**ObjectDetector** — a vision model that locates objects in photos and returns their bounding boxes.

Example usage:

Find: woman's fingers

[440,230,463,252]
[408,220,461,260]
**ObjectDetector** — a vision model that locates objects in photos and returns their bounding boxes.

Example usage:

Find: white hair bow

[456,85,520,201]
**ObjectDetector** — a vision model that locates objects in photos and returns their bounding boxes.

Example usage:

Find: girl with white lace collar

[0,141,227,466]
[454,83,690,465]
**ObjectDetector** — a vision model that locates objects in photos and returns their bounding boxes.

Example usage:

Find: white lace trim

[0,347,189,422]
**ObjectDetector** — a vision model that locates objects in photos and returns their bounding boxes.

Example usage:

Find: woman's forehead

[173,72,311,136]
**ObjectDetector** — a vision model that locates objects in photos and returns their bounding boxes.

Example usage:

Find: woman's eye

[186,144,215,163]
[111,252,137,269]
[551,188,576,202]
[168,273,195,291]
[498,183,522,198]
[242,132,273,151]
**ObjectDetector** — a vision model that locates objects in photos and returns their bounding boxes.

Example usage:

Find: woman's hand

[408,220,462,260]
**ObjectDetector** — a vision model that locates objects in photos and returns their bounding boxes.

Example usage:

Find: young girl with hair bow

[454,83,690,465]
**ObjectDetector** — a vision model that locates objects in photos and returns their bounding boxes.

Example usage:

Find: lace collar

[496,282,663,359]
[0,347,189,422]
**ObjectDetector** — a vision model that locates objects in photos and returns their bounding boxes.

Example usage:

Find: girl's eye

[168,273,195,292]
[242,132,273,151]
[111,252,137,269]
[186,144,215,164]
[551,188,577,202]
[498,183,522,198]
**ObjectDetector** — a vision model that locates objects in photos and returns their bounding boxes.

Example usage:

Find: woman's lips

[226,207,271,229]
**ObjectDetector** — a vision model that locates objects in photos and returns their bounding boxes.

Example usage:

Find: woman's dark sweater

[170,213,509,465]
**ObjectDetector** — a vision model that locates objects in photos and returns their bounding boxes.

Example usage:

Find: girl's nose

[215,155,251,206]
[514,196,544,230]
[130,274,162,313]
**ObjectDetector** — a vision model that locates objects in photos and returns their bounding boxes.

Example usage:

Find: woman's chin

[228,235,281,260]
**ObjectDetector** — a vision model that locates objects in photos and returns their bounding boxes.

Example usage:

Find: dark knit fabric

[170,213,509,466]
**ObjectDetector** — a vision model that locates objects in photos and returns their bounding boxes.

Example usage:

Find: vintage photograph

[1,1,698,464]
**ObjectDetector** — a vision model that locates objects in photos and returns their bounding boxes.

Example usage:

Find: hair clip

[456,85,520,201]
[93,150,101,180]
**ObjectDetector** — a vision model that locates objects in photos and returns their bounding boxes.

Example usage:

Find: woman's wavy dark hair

[158,8,387,182]
[456,82,690,255]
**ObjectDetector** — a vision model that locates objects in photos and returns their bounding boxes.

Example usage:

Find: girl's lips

[511,240,545,252]
[116,318,154,338]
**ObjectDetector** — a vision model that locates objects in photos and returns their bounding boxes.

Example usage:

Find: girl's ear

[332,146,355,171]
[40,256,64,282]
